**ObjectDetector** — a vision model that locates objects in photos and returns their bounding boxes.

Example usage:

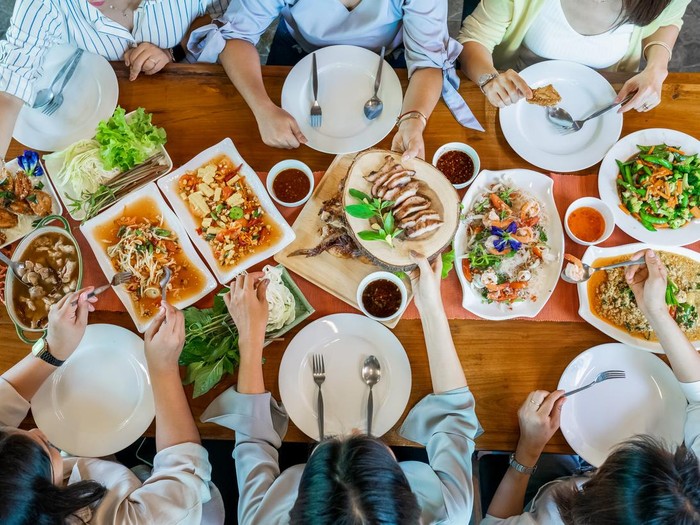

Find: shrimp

[513,226,535,243]
[520,200,541,226]
[489,193,512,214]
[563,254,585,282]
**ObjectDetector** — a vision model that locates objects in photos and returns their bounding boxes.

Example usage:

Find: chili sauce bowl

[565,197,615,246]
[432,142,480,190]
[266,160,315,208]
[356,271,408,322]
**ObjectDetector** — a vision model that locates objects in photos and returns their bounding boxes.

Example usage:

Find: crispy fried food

[527,84,562,107]
[0,209,18,229]
[9,200,32,215]
[12,172,32,201]
[28,191,52,217]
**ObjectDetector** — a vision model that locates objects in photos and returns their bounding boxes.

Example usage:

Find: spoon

[362,355,382,436]
[546,93,635,133]
[32,49,83,109]
[159,267,172,301]
[363,47,385,121]
[561,257,645,284]
[0,251,27,286]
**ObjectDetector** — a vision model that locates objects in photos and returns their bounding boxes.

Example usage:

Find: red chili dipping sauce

[568,207,605,243]
[272,169,311,204]
[362,279,402,318]
[437,150,474,185]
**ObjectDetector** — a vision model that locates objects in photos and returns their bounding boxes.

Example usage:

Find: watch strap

[170,43,186,63]
[509,453,538,475]
[478,72,499,93]
[35,340,65,367]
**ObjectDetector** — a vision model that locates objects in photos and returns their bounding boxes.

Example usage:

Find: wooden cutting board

[274,153,413,329]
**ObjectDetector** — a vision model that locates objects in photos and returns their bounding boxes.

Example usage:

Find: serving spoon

[0,252,27,287]
[560,257,645,284]
[363,47,385,120]
[362,355,382,436]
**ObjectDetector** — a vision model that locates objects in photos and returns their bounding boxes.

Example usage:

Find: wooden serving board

[274,153,413,329]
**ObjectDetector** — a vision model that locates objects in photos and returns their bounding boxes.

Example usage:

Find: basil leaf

[383,212,395,233]
[345,204,376,219]
[349,188,371,202]
[358,230,385,241]
[183,362,205,384]
[193,360,225,398]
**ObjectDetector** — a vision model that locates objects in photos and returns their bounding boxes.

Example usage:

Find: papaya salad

[460,181,554,304]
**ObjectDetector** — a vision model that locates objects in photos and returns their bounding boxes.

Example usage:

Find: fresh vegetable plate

[599,128,700,246]
[157,138,296,284]
[453,169,564,320]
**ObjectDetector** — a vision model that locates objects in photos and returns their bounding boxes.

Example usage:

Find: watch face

[32,338,46,356]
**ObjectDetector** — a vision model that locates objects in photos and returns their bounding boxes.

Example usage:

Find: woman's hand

[144,302,185,376]
[482,70,533,108]
[255,103,308,149]
[391,118,425,161]
[515,390,566,465]
[124,43,172,81]
[46,287,97,360]
[409,250,443,311]
[616,66,667,113]
[625,249,669,321]
[224,273,270,358]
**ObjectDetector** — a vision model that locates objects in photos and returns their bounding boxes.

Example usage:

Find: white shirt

[0,0,230,105]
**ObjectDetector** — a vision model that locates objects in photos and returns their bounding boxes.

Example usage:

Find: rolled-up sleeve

[0,378,30,427]
[400,386,482,523]
[680,380,700,457]
[202,0,233,18]
[201,388,289,525]
[457,0,514,52]
[0,0,65,105]
[401,0,458,76]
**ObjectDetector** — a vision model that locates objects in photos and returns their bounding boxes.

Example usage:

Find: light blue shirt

[201,386,481,524]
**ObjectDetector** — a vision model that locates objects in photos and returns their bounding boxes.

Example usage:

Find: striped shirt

[0,0,230,105]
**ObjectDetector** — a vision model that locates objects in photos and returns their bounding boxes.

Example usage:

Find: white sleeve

[679,380,700,456]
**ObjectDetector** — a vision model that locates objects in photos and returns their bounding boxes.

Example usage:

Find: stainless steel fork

[564,370,626,397]
[311,353,326,440]
[309,53,322,128]
[43,49,84,116]
[71,271,132,306]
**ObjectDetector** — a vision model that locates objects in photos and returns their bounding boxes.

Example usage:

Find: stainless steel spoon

[0,251,27,286]
[32,49,83,109]
[363,47,385,121]
[561,257,645,284]
[362,355,382,436]
[160,267,172,301]
[546,93,634,133]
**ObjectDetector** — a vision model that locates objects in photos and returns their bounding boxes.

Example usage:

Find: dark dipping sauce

[362,279,402,319]
[272,169,311,204]
[437,150,474,185]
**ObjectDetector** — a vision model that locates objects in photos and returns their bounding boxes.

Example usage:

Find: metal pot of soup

[5,215,83,344]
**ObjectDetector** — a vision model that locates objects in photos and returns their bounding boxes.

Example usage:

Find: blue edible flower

[490,221,522,252]
[17,150,44,177]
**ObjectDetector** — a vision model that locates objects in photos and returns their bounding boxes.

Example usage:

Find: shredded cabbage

[263,265,296,331]
[44,139,118,195]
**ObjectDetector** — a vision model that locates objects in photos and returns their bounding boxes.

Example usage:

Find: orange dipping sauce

[568,207,606,243]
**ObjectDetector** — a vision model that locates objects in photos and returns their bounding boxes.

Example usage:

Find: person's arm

[0,93,22,159]
[144,302,201,450]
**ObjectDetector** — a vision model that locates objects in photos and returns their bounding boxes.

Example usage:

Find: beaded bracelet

[643,41,673,62]
[396,110,428,128]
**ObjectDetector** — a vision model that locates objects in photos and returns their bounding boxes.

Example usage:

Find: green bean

[641,155,673,170]
[617,178,646,197]
[640,211,668,225]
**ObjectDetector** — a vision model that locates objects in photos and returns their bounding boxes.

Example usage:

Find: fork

[43,49,84,116]
[563,370,626,397]
[71,271,133,306]
[310,53,322,128]
[311,353,326,440]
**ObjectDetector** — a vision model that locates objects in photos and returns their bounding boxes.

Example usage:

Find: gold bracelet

[643,41,673,62]
[396,111,427,128]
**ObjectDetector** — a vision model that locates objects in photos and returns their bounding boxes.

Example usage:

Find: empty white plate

[31,324,154,457]
[558,343,686,467]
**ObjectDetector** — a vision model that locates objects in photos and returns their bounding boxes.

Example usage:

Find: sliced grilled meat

[365,156,396,182]
[386,181,420,206]
[376,170,415,199]
[405,218,443,239]
[398,210,441,230]
[394,196,430,221]
[371,166,409,197]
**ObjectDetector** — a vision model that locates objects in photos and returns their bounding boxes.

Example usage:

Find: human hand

[124,43,172,81]
[482,69,532,108]
[515,390,566,465]
[144,302,185,375]
[409,250,443,311]
[624,249,669,321]
[223,272,270,358]
[255,103,307,149]
[391,118,425,161]
[615,66,667,113]
[46,287,97,360]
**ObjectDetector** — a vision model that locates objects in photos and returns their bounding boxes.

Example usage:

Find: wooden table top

[4,65,700,453]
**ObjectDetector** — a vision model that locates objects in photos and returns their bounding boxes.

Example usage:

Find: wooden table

[4,65,700,453]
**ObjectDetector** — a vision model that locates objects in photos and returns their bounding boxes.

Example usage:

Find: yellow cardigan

[457,0,690,72]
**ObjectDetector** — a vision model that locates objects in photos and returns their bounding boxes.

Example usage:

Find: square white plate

[80,183,217,332]
[157,138,296,284]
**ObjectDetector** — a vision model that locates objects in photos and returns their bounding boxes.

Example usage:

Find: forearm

[0,93,23,158]
[647,310,700,383]
[642,26,679,73]
[459,41,498,84]
[1,354,56,401]
[402,68,442,119]
[151,369,201,451]
[237,341,266,394]
[486,443,540,518]
[220,39,275,117]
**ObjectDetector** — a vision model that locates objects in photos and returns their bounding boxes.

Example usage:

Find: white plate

[281,45,403,155]
[454,169,564,320]
[598,128,700,246]
[499,60,622,173]
[80,183,217,332]
[577,242,700,353]
[31,324,155,457]
[0,156,62,249]
[558,343,686,467]
[157,138,296,284]
[14,45,119,152]
[278,314,411,440]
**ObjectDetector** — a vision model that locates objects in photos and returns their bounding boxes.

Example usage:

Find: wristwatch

[477,72,499,93]
[169,43,187,63]
[32,338,64,367]
[509,453,538,475]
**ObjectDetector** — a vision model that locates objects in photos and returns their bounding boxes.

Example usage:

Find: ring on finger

[529,399,542,408]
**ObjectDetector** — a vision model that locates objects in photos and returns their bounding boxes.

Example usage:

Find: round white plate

[558,343,686,467]
[32,324,155,457]
[14,45,119,152]
[499,60,622,173]
[281,45,403,155]
[278,314,411,440]
[598,128,700,246]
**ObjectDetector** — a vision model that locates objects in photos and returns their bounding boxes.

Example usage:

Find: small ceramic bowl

[564,197,615,246]
[266,159,315,208]
[356,271,408,322]
[432,142,481,189]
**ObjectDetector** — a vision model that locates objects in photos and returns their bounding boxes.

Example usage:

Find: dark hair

[555,436,700,525]
[289,435,421,525]
[621,0,673,26]
[0,429,106,525]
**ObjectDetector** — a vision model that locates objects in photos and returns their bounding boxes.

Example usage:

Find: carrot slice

[619,204,631,215]
[691,206,700,219]
[462,258,473,282]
